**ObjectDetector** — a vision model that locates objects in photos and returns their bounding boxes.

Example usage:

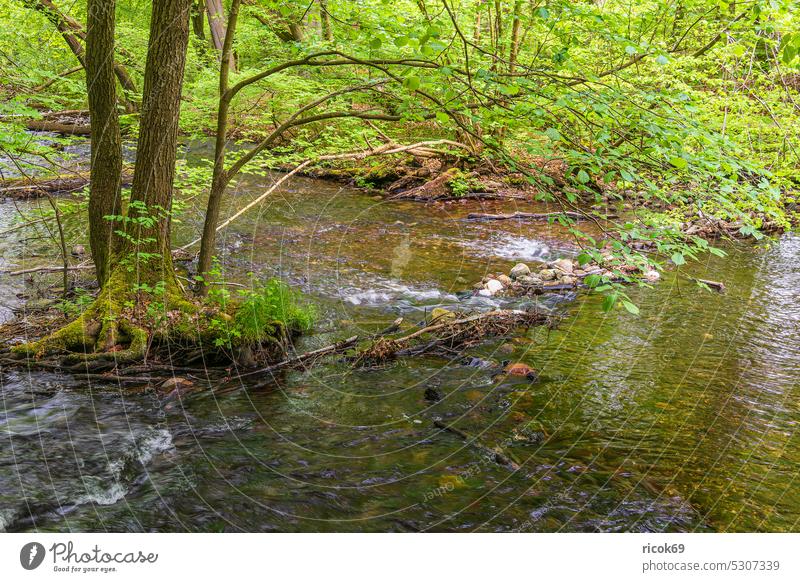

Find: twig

[467,211,583,221]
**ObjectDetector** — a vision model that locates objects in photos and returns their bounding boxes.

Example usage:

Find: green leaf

[669,156,688,170]
[576,169,590,184]
[602,293,617,312]
[671,252,685,266]
[404,75,421,91]
[544,127,561,142]
[369,38,382,49]
[584,274,601,288]
[622,300,640,315]
[708,247,727,257]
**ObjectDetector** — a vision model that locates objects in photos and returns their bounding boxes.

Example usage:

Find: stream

[1,141,799,532]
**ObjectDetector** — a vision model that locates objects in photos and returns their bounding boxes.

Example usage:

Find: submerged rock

[509,263,531,280]
[424,386,443,402]
[504,362,537,378]
[539,269,557,281]
[497,274,512,286]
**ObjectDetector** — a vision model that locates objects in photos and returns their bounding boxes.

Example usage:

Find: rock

[643,269,660,283]
[517,275,543,286]
[497,274,512,286]
[509,263,531,280]
[551,258,573,274]
[455,276,468,284]
[478,289,492,297]
[71,244,86,256]
[539,269,557,281]
[431,307,456,321]
[160,377,194,392]
[473,282,485,290]
[559,276,577,286]
[498,342,515,354]
[484,279,504,295]
[504,362,537,379]
[424,386,443,402]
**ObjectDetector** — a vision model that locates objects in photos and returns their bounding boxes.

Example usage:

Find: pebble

[539,269,557,281]
[509,263,531,280]
[551,258,574,274]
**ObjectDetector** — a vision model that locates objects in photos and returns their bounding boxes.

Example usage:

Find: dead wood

[467,211,583,221]
[352,309,552,366]
[0,170,133,198]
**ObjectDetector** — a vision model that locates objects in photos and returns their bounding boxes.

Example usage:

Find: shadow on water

[1,145,799,532]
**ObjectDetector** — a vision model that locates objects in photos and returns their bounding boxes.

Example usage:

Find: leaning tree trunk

[86,0,123,288]
[123,0,192,288]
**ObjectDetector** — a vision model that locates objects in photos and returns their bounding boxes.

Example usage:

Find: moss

[9,267,315,367]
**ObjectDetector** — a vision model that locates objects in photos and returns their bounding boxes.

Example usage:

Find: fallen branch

[691,277,726,292]
[180,139,471,250]
[0,170,133,198]
[5,265,94,276]
[353,309,552,366]
[25,120,91,135]
[234,335,360,382]
[467,211,583,221]
[433,419,521,470]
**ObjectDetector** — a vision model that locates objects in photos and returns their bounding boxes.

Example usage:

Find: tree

[85,0,122,287]
[21,0,138,109]
[15,0,195,361]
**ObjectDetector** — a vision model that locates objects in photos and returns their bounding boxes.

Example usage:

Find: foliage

[208,278,316,348]
[0,0,798,318]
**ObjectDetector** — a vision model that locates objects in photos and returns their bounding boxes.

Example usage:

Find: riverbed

[1,152,798,532]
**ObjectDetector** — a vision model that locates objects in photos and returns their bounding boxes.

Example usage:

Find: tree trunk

[198,0,241,294]
[192,0,206,40]
[86,0,123,287]
[205,0,235,70]
[124,0,191,286]
[319,0,332,41]
[508,0,522,72]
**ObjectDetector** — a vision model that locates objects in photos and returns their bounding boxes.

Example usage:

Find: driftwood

[433,419,521,470]
[467,211,583,221]
[353,309,552,366]
[691,277,726,292]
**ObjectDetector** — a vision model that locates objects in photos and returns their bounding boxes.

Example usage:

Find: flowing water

[1,145,799,532]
